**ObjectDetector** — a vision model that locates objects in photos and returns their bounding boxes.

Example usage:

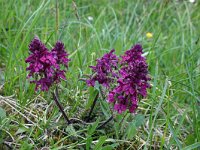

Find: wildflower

[25,37,56,78]
[189,0,195,3]
[87,44,151,114]
[51,41,70,68]
[108,44,151,113]
[25,37,70,91]
[88,16,94,21]
[86,49,119,88]
[146,32,153,38]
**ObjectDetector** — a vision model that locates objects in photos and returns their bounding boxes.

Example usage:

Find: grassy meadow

[0,0,200,149]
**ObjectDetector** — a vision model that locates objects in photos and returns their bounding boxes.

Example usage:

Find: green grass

[0,0,200,149]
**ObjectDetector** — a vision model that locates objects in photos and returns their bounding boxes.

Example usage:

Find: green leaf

[0,107,6,119]
[16,127,27,135]
[86,87,98,109]
[94,136,107,150]
[86,136,93,150]
[135,114,145,127]
[65,125,77,137]
[114,122,120,139]
[168,118,182,149]
[101,145,113,150]
[100,100,110,118]
[20,141,34,150]
[126,122,137,140]
[94,81,100,91]
[120,112,130,132]
[88,119,99,136]
[182,142,200,150]
[185,134,196,146]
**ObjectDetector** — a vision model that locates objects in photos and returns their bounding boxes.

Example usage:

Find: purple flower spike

[51,41,70,68]
[108,44,150,113]
[25,37,54,80]
[28,36,48,53]
[86,49,119,88]
[25,37,70,91]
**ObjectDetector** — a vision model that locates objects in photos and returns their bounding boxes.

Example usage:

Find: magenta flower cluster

[86,49,119,88]
[25,37,70,91]
[87,44,151,113]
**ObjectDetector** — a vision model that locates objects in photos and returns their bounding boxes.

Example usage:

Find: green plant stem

[86,92,99,122]
[97,116,113,129]
[52,87,71,125]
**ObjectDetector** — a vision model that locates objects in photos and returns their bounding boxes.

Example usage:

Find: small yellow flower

[146,32,153,38]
